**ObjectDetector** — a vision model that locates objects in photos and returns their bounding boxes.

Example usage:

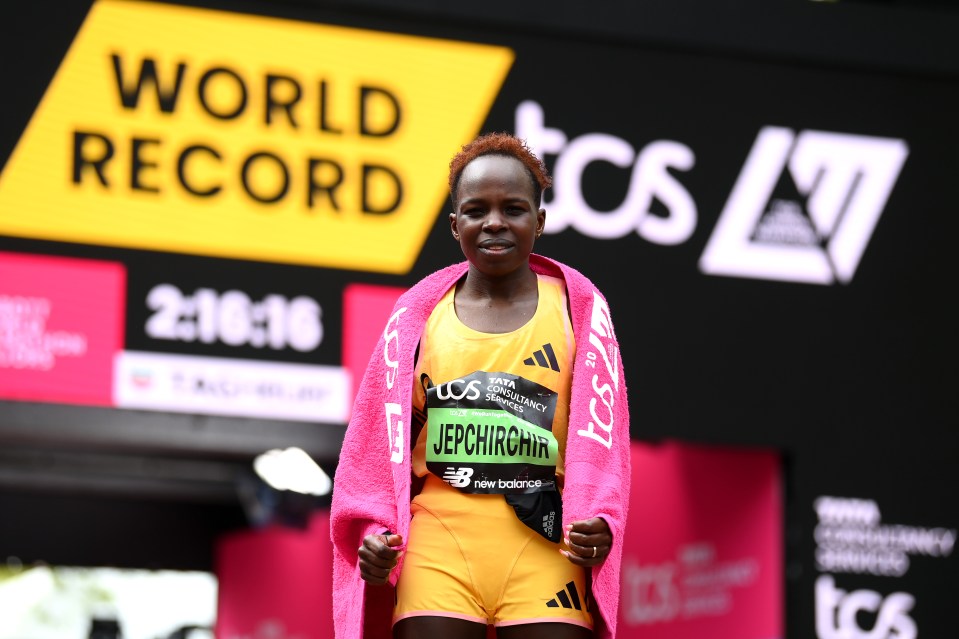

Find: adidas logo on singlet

[546,580,584,610]
[523,343,560,372]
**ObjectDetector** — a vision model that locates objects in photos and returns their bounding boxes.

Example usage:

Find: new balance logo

[524,343,560,372]
[546,581,584,610]
[700,126,908,285]
[441,466,473,488]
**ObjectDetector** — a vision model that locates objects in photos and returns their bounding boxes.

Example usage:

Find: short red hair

[448,132,552,206]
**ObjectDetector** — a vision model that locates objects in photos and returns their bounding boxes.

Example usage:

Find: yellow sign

[0,0,513,273]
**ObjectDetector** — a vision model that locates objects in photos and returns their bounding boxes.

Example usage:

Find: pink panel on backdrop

[0,251,125,406]
[216,511,334,639]
[342,283,405,408]
[618,440,783,639]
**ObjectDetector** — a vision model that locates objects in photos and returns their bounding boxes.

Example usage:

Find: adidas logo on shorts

[523,343,560,372]
[546,580,583,610]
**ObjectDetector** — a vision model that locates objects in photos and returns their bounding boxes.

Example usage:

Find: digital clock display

[145,284,323,352]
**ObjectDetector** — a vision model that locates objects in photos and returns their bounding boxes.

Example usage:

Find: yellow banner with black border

[0,0,513,273]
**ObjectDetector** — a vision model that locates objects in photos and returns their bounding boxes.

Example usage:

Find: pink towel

[330,254,631,638]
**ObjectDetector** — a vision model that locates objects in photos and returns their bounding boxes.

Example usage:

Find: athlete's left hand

[561,517,612,566]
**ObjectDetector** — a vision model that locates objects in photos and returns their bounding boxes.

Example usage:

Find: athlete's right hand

[358,532,404,585]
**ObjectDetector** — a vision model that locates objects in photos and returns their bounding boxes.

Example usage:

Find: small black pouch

[506,488,563,542]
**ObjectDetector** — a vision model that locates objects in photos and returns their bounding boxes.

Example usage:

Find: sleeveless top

[411,274,575,507]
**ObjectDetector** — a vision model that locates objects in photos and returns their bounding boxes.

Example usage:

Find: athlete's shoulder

[531,254,605,303]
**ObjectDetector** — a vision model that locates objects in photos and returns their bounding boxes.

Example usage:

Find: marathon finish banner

[1,0,957,636]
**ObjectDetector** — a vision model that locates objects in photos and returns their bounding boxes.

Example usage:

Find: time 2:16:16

[145,284,322,352]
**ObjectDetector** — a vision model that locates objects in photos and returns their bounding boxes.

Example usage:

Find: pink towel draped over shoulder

[330,254,631,638]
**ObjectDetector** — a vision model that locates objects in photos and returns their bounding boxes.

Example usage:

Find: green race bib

[426,371,559,494]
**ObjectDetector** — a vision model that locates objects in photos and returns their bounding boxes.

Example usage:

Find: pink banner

[0,251,125,406]
[216,511,334,639]
[213,447,781,639]
[341,283,405,411]
[619,440,783,639]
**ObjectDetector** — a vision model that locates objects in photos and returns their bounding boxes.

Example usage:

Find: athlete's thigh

[497,621,593,639]
[495,528,592,629]
[394,616,488,639]
[394,502,488,623]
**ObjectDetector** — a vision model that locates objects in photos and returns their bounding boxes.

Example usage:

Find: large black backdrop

[1,1,957,637]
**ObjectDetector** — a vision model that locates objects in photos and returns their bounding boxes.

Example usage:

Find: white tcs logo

[516,100,697,245]
[383,307,407,464]
[577,292,619,449]
[816,575,916,639]
[435,378,482,401]
[700,127,909,285]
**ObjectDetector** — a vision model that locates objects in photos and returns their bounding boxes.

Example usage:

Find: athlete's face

[450,155,546,278]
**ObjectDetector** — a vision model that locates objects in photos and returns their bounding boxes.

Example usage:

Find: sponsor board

[623,543,760,625]
[114,350,350,423]
[620,441,782,638]
[0,0,513,273]
[812,495,956,639]
[519,100,908,286]
[0,251,125,406]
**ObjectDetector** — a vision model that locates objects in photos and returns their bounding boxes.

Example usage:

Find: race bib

[426,371,559,494]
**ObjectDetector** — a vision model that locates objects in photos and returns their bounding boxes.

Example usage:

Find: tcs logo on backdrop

[517,100,908,286]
